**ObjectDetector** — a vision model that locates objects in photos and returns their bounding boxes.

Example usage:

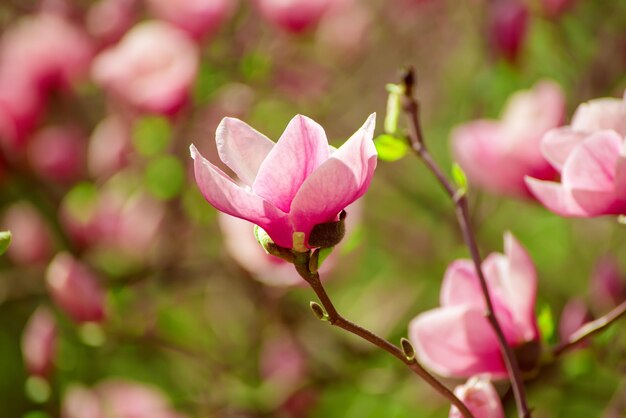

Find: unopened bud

[400,338,415,361]
[308,210,346,248]
[309,301,328,321]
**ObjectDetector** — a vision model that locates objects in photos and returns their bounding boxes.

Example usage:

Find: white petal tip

[189,144,198,159]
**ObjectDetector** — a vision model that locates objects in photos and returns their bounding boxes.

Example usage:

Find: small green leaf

[384,84,403,134]
[144,155,185,200]
[133,117,171,157]
[0,231,11,255]
[317,246,334,268]
[451,163,468,192]
[374,134,408,162]
[310,301,328,321]
[537,304,555,344]
[254,225,273,254]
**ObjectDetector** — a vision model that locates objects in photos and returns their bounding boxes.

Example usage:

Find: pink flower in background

[449,376,504,418]
[21,307,57,378]
[0,79,43,150]
[558,298,591,350]
[255,0,333,33]
[260,334,307,387]
[27,126,86,183]
[526,93,626,217]
[2,202,53,265]
[539,0,576,18]
[488,0,529,63]
[86,0,137,45]
[46,253,107,323]
[63,379,187,418]
[590,256,626,310]
[191,114,377,249]
[146,0,235,40]
[452,80,565,197]
[88,115,132,179]
[315,0,372,60]
[409,233,539,378]
[92,21,199,116]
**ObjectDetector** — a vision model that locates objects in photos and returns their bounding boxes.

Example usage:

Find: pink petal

[190,145,292,247]
[253,115,330,213]
[561,130,621,192]
[450,377,505,418]
[613,141,626,201]
[409,306,509,378]
[525,177,586,216]
[440,260,485,309]
[216,117,275,186]
[571,98,626,137]
[289,114,376,238]
[540,127,587,172]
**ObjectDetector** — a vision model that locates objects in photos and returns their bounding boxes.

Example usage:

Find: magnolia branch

[553,300,626,356]
[400,67,531,418]
[292,251,475,418]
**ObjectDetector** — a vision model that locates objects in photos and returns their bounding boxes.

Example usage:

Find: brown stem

[293,256,474,418]
[553,300,626,357]
[401,67,531,418]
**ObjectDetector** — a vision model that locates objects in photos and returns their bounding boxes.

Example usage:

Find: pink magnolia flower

[409,233,539,379]
[488,0,529,63]
[86,0,137,45]
[255,0,333,33]
[88,115,132,179]
[0,78,43,150]
[145,0,235,40]
[315,0,372,60]
[452,80,565,197]
[22,307,57,378]
[539,0,576,18]
[191,114,377,249]
[2,202,53,265]
[28,126,86,183]
[449,376,504,418]
[46,253,107,323]
[92,21,199,116]
[590,256,626,311]
[525,93,626,216]
[558,298,591,350]
[260,334,307,387]
[63,379,187,418]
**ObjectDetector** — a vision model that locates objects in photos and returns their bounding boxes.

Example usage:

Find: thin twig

[293,253,475,418]
[553,300,626,357]
[400,67,531,418]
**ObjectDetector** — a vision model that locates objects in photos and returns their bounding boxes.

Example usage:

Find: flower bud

[255,0,333,33]
[86,0,136,45]
[21,307,57,378]
[28,126,86,183]
[88,115,132,180]
[488,0,529,63]
[450,376,504,418]
[46,253,107,323]
[145,0,235,40]
[2,202,53,265]
[558,298,592,350]
[590,256,626,311]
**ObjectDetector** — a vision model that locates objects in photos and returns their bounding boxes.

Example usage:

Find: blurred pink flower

[145,0,235,40]
[558,298,591,350]
[255,0,333,33]
[86,0,137,45]
[526,93,626,217]
[88,115,132,179]
[488,0,529,63]
[590,256,626,310]
[0,78,43,150]
[452,80,565,197]
[21,307,57,378]
[191,114,377,249]
[92,21,199,116]
[539,0,576,18]
[409,233,539,379]
[260,334,307,386]
[28,126,86,183]
[2,202,53,265]
[63,379,187,418]
[315,0,372,60]
[449,376,504,418]
[46,253,107,323]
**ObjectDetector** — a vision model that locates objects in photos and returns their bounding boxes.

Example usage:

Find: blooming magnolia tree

[0,1,624,418]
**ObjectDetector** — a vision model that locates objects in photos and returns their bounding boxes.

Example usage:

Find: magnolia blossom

[409,233,539,378]
[145,0,235,39]
[191,114,377,249]
[63,379,187,418]
[526,93,626,217]
[488,0,529,63]
[46,253,107,323]
[86,0,136,45]
[260,334,307,387]
[88,115,132,179]
[255,0,333,33]
[590,256,626,310]
[452,80,565,197]
[315,0,371,60]
[0,78,43,150]
[450,376,504,418]
[92,21,199,116]
[539,0,576,18]
[21,307,57,378]
[28,126,86,183]
[2,202,53,265]
[558,298,591,349]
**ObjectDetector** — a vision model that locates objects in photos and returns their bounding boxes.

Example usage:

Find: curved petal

[289,114,376,239]
[540,127,587,172]
[253,115,330,212]
[613,140,626,200]
[408,306,510,379]
[571,98,626,137]
[190,145,292,247]
[216,117,274,186]
[440,260,484,309]
[525,177,586,216]
[561,130,621,191]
